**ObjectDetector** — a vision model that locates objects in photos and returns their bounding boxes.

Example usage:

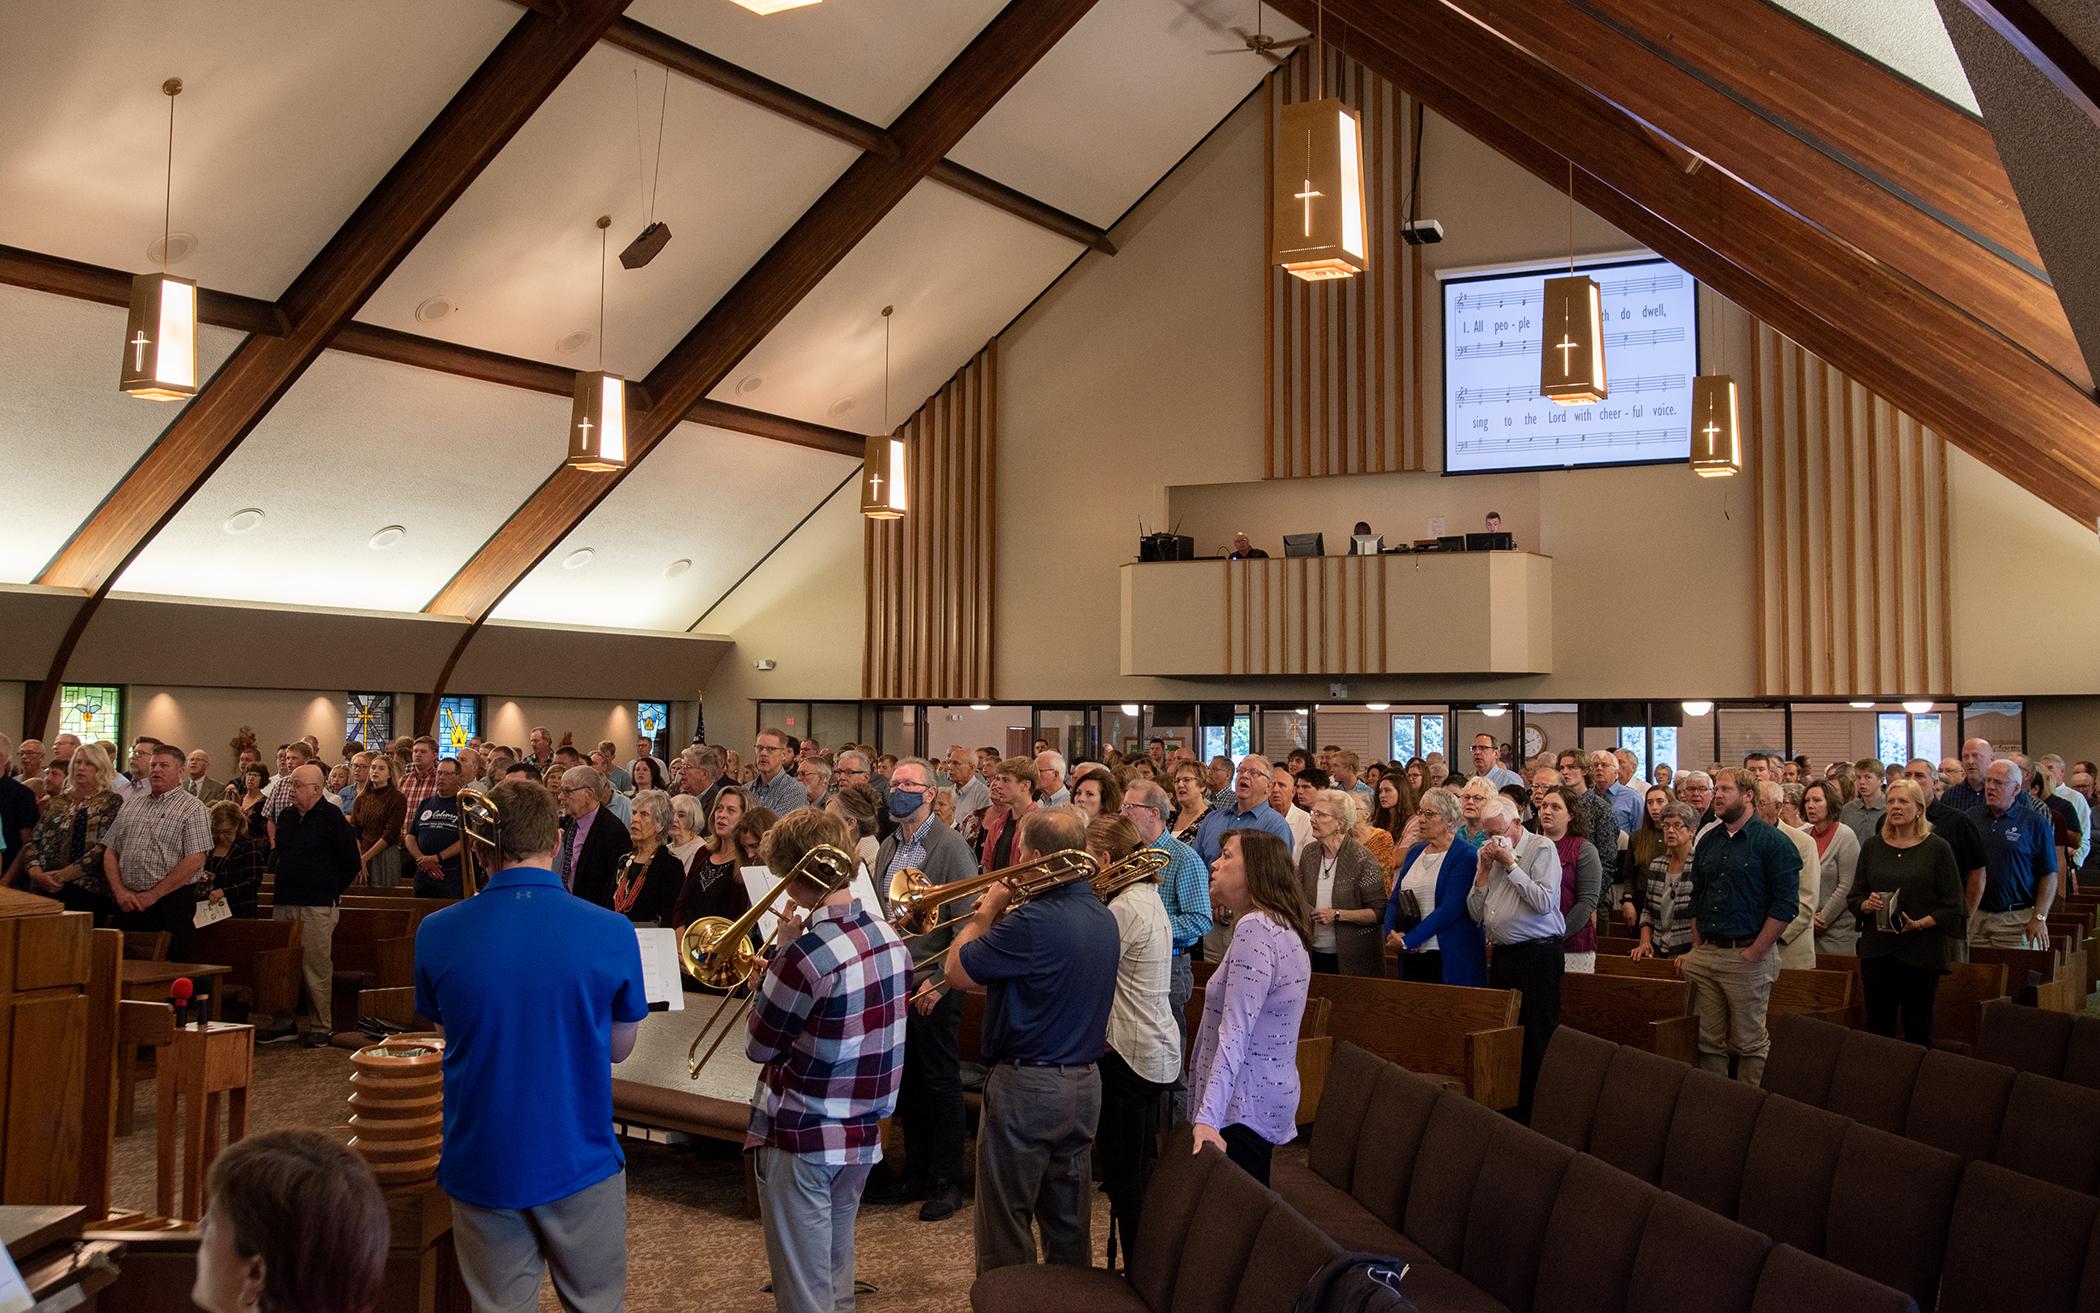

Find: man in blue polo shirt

[946,807,1117,1273]
[414,779,648,1313]
[1967,758,2057,950]
[1191,754,1294,868]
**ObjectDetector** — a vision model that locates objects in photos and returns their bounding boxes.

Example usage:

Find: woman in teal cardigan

[1381,785,1487,986]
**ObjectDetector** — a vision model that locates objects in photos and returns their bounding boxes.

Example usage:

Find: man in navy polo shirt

[1967,758,2058,950]
[945,807,1117,1273]
[414,779,648,1313]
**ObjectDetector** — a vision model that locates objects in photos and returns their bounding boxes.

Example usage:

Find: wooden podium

[155,1021,252,1221]
[0,888,91,1204]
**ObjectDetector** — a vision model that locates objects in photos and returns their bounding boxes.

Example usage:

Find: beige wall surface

[698,483,867,721]
[1947,446,2100,696]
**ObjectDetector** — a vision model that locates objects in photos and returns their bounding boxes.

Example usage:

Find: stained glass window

[59,684,122,746]
[1230,714,1252,760]
[1390,717,1417,764]
[346,693,394,751]
[1652,727,1679,773]
[438,696,481,756]
[1421,715,1446,760]
[638,701,670,758]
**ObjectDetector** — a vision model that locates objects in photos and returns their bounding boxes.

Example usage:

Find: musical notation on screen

[1454,427,1682,453]
[1451,271,1682,315]
[1456,373,1684,407]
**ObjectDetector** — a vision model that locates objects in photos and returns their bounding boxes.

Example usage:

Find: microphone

[170,976,194,1028]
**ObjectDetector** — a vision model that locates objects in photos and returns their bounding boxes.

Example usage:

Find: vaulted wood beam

[426,0,1103,622]
[600,16,1114,253]
[1434,0,2088,391]
[20,0,632,742]
[0,243,859,455]
[1263,0,2100,528]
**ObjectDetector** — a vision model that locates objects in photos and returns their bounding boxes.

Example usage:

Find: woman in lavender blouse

[1187,829,1313,1185]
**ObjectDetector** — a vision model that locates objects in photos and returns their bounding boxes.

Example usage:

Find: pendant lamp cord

[162,84,177,273]
[1566,159,1574,274]
[881,306,893,434]
[596,217,610,371]
[1315,0,1325,99]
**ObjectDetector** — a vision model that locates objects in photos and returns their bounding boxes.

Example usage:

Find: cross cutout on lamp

[1295,178,1323,236]
[867,471,884,499]
[1555,333,1580,376]
[576,415,593,443]
[131,330,150,371]
[1702,415,1721,445]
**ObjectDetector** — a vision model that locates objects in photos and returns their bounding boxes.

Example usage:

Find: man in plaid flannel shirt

[745,809,909,1313]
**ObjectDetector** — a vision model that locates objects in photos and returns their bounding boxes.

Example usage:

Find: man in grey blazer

[182,749,227,804]
[868,757,979,1221]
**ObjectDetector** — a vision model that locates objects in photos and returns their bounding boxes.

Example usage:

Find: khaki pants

[1681,941,1781,1086]
[272,904,338,1033]
[1969,908,2039,949]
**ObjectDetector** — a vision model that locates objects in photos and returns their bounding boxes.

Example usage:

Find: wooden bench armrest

[371,937,415,989]
[356,986,429,1030]
[1294,1035,1334,1126]
[1466,1025,1525,1111]
[1648,1015,1699,1065]
[119,999,176,1047]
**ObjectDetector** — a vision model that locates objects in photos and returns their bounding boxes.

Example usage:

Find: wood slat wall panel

[863,344,996,701]
[1752,322,1948,696]
[1266,52,1423,477]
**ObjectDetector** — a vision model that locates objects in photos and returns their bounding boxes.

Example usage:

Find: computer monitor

[1282,532,1326,558]
[1351,534,1384,556]
[1465,531,1515,552]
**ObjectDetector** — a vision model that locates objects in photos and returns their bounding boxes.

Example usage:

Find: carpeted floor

[112,1041,1130,1312]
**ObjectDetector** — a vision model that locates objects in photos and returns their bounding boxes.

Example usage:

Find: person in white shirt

[1756,782,1821,970]
[1465,796,1564,1122]
[1269,765,1313,861]
[2040,754,2091,870]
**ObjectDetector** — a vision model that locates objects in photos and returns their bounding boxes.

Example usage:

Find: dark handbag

[1293,1253,1419,1313]
[1390,888,1423,933]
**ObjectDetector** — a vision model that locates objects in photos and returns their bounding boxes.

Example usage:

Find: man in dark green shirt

[1683,768,1801,1087]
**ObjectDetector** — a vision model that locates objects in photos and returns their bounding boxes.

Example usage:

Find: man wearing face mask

[868,758,979,1222]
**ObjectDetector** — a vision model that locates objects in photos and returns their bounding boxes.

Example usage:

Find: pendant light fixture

[1690,299,1742,477]
[861,306,907,519]
[1270,0,1367,282]
[566,215,628,473]
[120,78,198,401]
[1539,161,1606,405]
[729,0,821,12]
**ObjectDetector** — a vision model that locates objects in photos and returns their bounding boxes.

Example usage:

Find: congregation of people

[5,716,2090,1312]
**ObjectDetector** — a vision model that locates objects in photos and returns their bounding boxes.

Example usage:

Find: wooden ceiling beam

[33,0,633,596]
[0,243,283,337]
[426,0,1104,621]
[1434,0,2089,392]
[1583,0,2040,270]
[1263,0,2100,528]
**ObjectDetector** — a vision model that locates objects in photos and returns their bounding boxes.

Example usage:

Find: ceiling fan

[1206,2,1311,62]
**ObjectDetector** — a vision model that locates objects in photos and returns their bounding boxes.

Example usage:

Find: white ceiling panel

[949,0,1302,226]
[1768,0,1978,111]
[627,0,1008,128]
[360,45,859,376]
[490,422,856,633]
[0,286,244,585]
[116,352,572,613]
[0,0,517,299]
[708,181,1083,431]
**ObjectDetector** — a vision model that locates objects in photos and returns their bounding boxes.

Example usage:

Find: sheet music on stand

[737,864,891,946]
[635,927,685,1012]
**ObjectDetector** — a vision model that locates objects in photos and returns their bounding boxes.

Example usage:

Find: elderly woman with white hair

[612,789,682,926]
[666,793,707,872]
[1296,788,1387,975]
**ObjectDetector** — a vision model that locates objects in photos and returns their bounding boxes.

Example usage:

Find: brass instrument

[457,787,501,898]
[886,848,1100,940]
[680,843,857,1080]
[1090,846,1171,901]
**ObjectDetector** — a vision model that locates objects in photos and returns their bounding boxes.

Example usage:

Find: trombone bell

[678,916,757,991]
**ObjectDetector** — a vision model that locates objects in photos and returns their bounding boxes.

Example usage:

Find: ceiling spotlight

[736,375,764,395]
[828,398,855,417]
[222,508,265,535]
[729,0,822,13]
[556,328,593,355]
[146,232,196,265]
[368,525,406,550]
[562,547,595,570]
[664,558,692,578]
[1902,700,1935,715]
[1681,701,1714,717]
[414,295,457,324]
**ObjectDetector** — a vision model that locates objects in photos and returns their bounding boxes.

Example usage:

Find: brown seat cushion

[1270,1157,1405,1255]
[1349,1063,1446,1229]
[1628,1192,1771,1313]
[1825,1027,1925,1127]
[1231,1205,1342,1313]
[1736,1095,1850,1255]
[1822,1124,1963,1306]
[1749,1245,1920,1313]
[1385,1261,1511,1313]
[970,1265,1149,1313]
[1402,1093,1508,1270]
[1531,1024,1616,1152]
[1461,1128,1575,1312]
[1974,1000,2073,1078]
[1309,1041,1387,1190]
[1534,1154,1659,1313]
[1937,1160,2098,1313]
[1997,1072,2100,1195]
[1760,1014,1847,1107]
[1661,1067,1766,1218]
[2063,1016,2100,1090]
[1903,1049,2013,1164]
[1586,1045,1690,1185]
[1129,1132,1219,1312]
[1166,1169,1279,1313]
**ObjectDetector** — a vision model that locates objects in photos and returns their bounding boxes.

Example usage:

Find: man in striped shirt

[746,809,909,1313]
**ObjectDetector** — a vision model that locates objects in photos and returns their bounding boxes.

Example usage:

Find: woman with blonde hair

[1296,789,1386,976]
[21,743,122,923]
[1848,779,1963,1045]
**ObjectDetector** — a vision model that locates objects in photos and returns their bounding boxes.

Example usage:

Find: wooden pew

[2046,904,2097,996]
[1812,954,2010,1049]
[1594,935,1643,958]
[1595,956,1856,1025]
[324,909,414,1037]
[1969,945,2083,1014]
[188,918,302,1021]
[1557,971,1698,1063]
[1179,990,1334,1124]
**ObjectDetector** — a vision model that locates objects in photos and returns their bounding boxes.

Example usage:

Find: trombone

[458,787,501,898]
[1091,846,1171,901]
[679,843,857,1080]
[891,849,1101,974]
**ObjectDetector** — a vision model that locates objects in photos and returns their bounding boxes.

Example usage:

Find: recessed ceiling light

[1849,701,1875,709]
[664,558,692,578]
[828,397,855,417]
[1293,708,1310,716]
[562,547,595,570]
[147,231,197,265]
[1365,702,1391,711]
[735,374,764,395]
[369,525,406,550]
[414,295,457,323]
[222,507,264,535]
[1120,704,1141,716]
[729,0,823,13]
[969,704,991,712]
[556,328,593,355]
[1902,700,1935,715]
